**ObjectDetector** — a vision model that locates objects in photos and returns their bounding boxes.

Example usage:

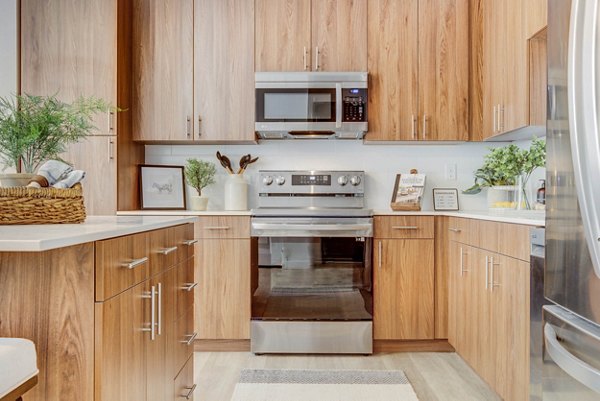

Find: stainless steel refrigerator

[545,0,600,398]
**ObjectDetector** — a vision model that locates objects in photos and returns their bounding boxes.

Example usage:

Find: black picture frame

[139,164,186,210]
[432,188,460,211]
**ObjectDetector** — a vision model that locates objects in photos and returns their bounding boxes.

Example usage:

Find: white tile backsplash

[145,140,546,212]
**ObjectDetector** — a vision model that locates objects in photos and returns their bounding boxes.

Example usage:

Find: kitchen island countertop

[0,215,198,252]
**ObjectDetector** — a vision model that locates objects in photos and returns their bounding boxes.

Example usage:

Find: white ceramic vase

[190,195,209,211]
[0,173,35,187]
[224,174,248,211]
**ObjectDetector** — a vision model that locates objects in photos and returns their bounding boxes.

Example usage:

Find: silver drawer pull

[183,239,198,246]
[182,384,197,399]
[448,228,462,233]
[392,226,419,230]
[181,282,198,292]
[159,246,178,255]
[123,257,149,269]
[181,332,198,346]
[204,226,231,230]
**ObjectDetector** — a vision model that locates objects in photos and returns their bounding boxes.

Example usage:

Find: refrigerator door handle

[544,323,600,394]
[568,0,600,279]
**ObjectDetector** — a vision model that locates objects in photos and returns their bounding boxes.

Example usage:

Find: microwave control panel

[342,88,367,122]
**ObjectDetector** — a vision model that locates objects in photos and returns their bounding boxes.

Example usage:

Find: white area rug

[230,369,420,401]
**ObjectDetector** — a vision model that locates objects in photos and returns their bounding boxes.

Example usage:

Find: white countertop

[373,210,545,226]
[117,210,252,216]
[0,215,198,252]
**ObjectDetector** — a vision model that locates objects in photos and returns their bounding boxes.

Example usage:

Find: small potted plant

[184,158,216,211]
[0,94,111,186]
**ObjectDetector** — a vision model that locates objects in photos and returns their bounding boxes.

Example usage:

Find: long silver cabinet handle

[183,239,198,246]
[422,115,428,139]
[460,247,469,276]
[142,286,156,341]
[412,115,417,139]
[490,257,501,290]
[198,116,202,137]
[378,241,382,270]
[108,111,115,133]
[392,226,418,230]
[159,246,178,255]
[485,255,489,290]
[108,138,115,161]
[123,256,148,270]
[448,228,461,233]
[204,226,231,230]
[186,116,191,138]
[315,46,320,71]
[157,282,162,336]
[181,332,198,346]
[303,46,308,71]
[182,384,197,400]
[544,323,600,393]
[493,105,497,133]
[182,282,198,292]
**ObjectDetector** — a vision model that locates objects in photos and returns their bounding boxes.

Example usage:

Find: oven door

[251,217,373,322]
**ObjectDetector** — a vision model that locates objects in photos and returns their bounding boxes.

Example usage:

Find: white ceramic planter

[224,174,248,211]
[190,195,209,211]
[0,173,35,187]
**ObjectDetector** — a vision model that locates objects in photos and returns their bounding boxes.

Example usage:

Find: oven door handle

[252,223,371,231]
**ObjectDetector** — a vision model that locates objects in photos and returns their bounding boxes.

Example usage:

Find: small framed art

[139,165,186,210]
[433,188,460,211]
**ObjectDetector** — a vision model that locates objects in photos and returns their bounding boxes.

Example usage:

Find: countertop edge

[117,210,252,216]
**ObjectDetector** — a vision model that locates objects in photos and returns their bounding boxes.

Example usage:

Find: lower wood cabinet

[448,239,530,401]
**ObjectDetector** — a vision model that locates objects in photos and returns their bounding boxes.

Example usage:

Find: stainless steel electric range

[250,170,373,354]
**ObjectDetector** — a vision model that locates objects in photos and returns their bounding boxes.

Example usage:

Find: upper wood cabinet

[366,0,469,141]
[21,0,117,136]
[255,0,367,72]
[132,0,194,141]
[195,0,255,141]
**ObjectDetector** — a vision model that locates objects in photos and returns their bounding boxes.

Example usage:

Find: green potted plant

[0,94,111,186]
[464,138,546,209]
[184,158,216,211]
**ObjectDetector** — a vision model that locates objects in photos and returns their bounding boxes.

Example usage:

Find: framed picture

[139,165,186,210]
[433,188,460,211]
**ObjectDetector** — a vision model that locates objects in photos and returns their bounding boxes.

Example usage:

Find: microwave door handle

[568,0,600,279]
[336,83,342,128]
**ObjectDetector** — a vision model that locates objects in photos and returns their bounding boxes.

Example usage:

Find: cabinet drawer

[173,353,195,401]
[497,223,531,262]
[149,227,182,276]
[447,217,480,247]
[173,307,195,381]
[195,216,250,239]
[176,258,195,321]
[177,223,196,262]
[95,232,150,301]
[374,216,434,239]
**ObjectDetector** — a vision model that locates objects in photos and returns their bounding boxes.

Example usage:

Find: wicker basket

[0,183,86,225]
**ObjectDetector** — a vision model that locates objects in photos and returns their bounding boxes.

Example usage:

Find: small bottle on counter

[535,179,546,210]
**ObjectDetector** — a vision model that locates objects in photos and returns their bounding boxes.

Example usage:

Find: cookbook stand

[390,169,426,211]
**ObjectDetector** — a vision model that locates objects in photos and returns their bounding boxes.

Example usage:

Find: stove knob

[262,176,273,186]
[350,176,362,186]
[276,176,286,186]
[337,176,349,186]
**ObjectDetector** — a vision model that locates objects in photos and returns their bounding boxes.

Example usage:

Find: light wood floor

[193,352,500,401]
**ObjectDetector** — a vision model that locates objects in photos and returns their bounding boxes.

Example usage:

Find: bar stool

[0,338,38,401]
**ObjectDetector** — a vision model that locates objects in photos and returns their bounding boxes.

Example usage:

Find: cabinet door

[147,268,177,401]
[196,239,251,339]
[60,136,117,215]
[367,0,418,141]
[95,281,148,401]
[311,0,367,71]
[482,0,504,139]
[374,239,434,340]
[255,0,311,71]
[132,0,194,141]
[195,0,255,141]
[21,0,117,135]
[418,0,469,140]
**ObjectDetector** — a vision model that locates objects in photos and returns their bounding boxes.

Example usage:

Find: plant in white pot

[184,158,216,211]
[0,94,111,187]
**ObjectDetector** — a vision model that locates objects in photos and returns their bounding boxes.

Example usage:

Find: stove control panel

[258,170,365,194]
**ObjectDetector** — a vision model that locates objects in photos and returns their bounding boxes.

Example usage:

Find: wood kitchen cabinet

[255,0,367,72]
[373,216,435,340]
[447,217,531,401]
[367,0,468,142]
[132,0,194,141]
[196,216,251,340]
[0,224,196,401]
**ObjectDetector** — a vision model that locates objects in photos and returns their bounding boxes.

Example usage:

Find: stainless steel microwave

[255,72,368,140]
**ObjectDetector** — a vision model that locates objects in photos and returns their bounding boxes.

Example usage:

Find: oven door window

[252,237,373,321]
[256,88,336,122]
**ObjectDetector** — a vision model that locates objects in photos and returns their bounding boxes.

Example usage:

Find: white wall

[146,141,510,211]
[0,0,18,98]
